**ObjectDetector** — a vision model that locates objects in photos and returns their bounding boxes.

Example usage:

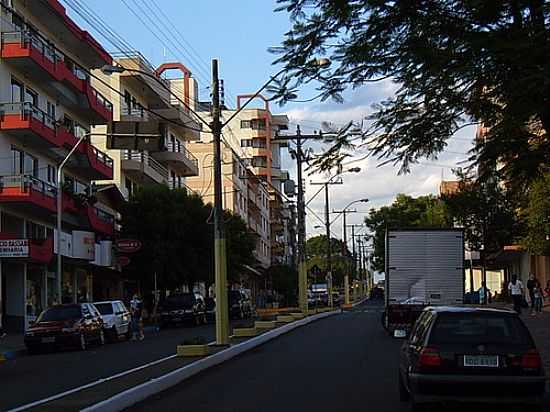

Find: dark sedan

[399,306,546,411]
[24,303,105,353]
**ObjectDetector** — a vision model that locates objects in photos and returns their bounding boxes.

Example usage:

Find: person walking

[527,273,537,314]
[478,281,491,305]
[533,280,543,315]
[130,294,144,341]
[508,275,524,314]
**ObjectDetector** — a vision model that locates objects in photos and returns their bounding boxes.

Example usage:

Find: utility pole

[295,126,307,313]
[211,59,229,345]
[331,209,356,305]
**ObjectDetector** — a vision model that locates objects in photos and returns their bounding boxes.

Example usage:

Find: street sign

[118,255,131,267]
[115,239,142,253]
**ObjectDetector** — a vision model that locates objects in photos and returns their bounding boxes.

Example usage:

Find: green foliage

[365,195,451,272]
[305,235,352,285]
[522,173,550,255]
[120,185,255,291]
[273,1,550,188]
[267,264,299,306]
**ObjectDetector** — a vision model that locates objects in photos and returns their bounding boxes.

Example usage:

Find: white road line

[7,341,213,412]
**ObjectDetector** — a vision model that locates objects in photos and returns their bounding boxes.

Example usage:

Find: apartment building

[0,0,119,332]
[91,56,201,199]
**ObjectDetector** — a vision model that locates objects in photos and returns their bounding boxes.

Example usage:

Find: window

[26,221,46,240]
[241,139,252,147]
[252,156,267,168]
[47,101,56,121]
[123,90,131,115]
[171,171,176,189]
[170,134,176,152]
[11,78,23,103]
[11,147,37,176]
[240,120,251,129]
[125,177,133,198]
[75,180,88,195]
[47,165,56,184]
[25,88,38,106]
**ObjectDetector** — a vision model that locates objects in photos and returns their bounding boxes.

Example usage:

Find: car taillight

[521,349,542,370]
[419,347,441,368]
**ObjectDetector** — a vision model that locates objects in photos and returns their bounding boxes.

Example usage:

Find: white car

[93,300,131,342]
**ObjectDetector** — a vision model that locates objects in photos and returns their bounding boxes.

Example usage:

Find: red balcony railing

[87,206,115,237]
[0,174,57,214]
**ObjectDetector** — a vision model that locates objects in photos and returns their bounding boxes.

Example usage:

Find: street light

[106,57,331,345]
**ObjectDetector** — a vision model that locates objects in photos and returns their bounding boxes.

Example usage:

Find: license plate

[41,337,55,343]
[394,329,407,338]
[464,355,499,367]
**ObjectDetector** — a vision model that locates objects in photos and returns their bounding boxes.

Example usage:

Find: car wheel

[398,372,409,401]
[79,332,87,351]
[98,329,105,346]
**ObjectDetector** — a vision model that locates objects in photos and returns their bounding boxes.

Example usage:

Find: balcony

[153,106,201,141]
[0,102,63,149]
[0,233,54,264]
[120,106,150,123]
[0,30,113,124]
[86,206,115,237]
[112,51,171,109]
[122,151,168,185]
[151,142,199,177]
[0,175,57,217]
[65,140,114,181]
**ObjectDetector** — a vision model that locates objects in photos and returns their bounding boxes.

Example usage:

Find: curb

[352,297,369,307]
[81,310,340,412]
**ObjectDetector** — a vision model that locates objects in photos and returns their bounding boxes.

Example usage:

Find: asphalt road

[128,302,546,412]
[0,321,241,411]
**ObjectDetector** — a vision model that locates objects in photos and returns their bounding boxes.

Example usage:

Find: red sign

[115,239,142,253]
[118,255,131,267]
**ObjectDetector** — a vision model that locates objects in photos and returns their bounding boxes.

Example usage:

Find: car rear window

[38,306,81,321]
[95,303,114,315]
[430,312,532,345]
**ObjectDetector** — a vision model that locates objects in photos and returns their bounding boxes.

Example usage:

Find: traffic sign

[115,239,142,253]
[118,255,131,267]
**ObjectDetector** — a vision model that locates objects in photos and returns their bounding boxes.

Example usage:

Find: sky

[66,0,476,242]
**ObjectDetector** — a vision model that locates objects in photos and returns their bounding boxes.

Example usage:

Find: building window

[240,120,251,129]
[252,156,267,168]
[26,221,46,240]
[25,88,38,106]
[47,101,56,121]
[11,147,38,177]
[171,171,176,189]
[170,134,177,152]
[75,179,88,195]
[11,78,23,103]
[241,139,252,147]
[47,165,56,184]
[125,177,134,198]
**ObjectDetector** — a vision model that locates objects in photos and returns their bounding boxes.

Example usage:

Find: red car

[24,303,105,353]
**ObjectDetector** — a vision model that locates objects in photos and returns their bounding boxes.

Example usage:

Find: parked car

[399,306,546,411]
[229,290,252,319]
[24,303,105,353]
[204,297,216,322]
[159,293,206,326]
[93,300,131,342]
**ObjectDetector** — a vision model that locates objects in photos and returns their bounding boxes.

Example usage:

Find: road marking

[8,341,213,412]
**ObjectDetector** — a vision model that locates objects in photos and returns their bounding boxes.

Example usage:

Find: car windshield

[94,303,114,315]
[37,306,82,322]
[429,312,532,345]
[164,294,194,308]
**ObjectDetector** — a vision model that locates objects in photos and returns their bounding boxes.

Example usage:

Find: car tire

[79,332,87,351]
[398,372,409,401]
[98,329,105,346]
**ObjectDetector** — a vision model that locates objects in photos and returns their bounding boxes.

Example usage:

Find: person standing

[508,275,524,314]
[533,280,543,315]
[478,281,491,305]
[130,294,144,341]
[527,273,537,314]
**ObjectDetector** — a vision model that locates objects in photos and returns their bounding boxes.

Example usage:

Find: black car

[399,306,545,411]
[24,303,105,353]
[160,293,206,326]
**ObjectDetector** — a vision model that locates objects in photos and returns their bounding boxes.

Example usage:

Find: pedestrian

[533,281,543,315]
[527,273,537,314]
[478,281,491,305]
[508,275,524,314]
[130,294,144,341]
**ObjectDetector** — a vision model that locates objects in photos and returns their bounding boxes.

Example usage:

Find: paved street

[128,302,549,412]
[0,322,243,411]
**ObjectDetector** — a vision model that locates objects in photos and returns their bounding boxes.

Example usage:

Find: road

[0,321,244,411]
[128,302,546,412]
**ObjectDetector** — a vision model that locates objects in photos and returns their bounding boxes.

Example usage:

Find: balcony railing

[89,144,114,169]
[165,141,199,169]
[123,150,169,180]
[89,86,113,112]
[0,101,56,129]
[0,174,57,198]
[94,207,115,224]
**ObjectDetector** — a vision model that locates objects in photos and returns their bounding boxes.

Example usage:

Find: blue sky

[66,0,475,240]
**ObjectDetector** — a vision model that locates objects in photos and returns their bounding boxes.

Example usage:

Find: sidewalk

[0,334,26,360]
[521,307,550,379]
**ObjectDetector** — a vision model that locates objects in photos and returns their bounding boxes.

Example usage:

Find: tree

[272,1,550,189]
[120,186,256,292]
[365,194,451,272]
[522,173,550,255]
[305,235,352,286]
[266,264,299,306]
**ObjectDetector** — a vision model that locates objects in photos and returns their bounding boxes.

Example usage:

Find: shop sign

[0,239,29,257]
[118,255,131,266]
[115,239,142,253]
[72,231,96,260]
